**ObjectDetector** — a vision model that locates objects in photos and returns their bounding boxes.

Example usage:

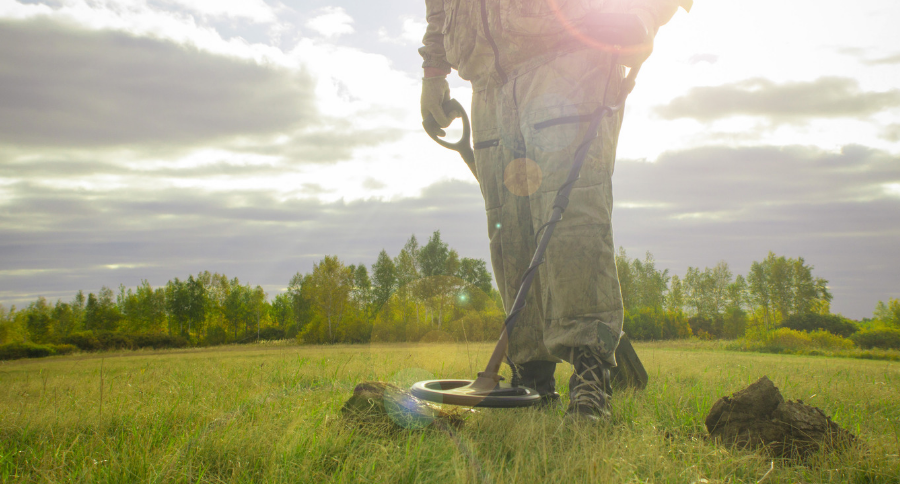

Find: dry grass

[0,342,898,483]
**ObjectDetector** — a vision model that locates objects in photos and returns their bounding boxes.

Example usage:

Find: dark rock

[706,376,856,460]
[341,381,469,431]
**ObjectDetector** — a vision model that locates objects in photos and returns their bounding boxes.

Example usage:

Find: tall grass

[0,342,898,483]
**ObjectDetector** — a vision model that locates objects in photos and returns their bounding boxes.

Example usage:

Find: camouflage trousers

[470,49,625,366]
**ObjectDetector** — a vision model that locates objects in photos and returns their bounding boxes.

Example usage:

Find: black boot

[510,360,560,407]
[566,347,612,421]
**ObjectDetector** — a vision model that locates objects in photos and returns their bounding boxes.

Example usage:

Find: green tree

[395,235,423,326]
[630,252,670,312]
[873,298,900,327]
[271,292,295,334]
[417,231,462,328]
[726,274,748,311]
[456,257,493,295]
[747,260,774,331]
[395,235,421,296]
[223,278,256,340]
[84,287,123,332]
[51,300,79,338]
[165,277,205,339]
[24,297,53,343]
[287,272,314,335]
[666,274,684,313]
[684,262,733,319]
[349,263,373,316]
[0,305,27,345]
[615,247,634,312]
[306,255,353,343]
[747,252,832,329]
[120,281,167,333]
[371,249,398,311]
[250,285,267,340]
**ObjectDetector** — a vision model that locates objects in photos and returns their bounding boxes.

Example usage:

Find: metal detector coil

[410,379,540,408]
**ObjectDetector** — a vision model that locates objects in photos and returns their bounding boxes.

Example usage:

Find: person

[419,0,690,420]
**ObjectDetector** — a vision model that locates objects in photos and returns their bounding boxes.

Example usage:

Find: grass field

[1,341,898,483]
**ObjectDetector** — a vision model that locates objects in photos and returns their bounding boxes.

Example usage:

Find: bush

[851,327,900,350]
[61,331,102,351]
[626,309,691,341]
[767,327,814,350]
[63,331,187,352]
[52,344,78,356]
[204,326,230,346]
[781,313,858,337]
[808,330,854,350]
[257,327,286,341]
[130,333,188,349]
[0,342,55,360]
[94,331,135,350]
[730,328,855,354]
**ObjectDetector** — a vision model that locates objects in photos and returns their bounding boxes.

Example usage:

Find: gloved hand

[421,76,453,137]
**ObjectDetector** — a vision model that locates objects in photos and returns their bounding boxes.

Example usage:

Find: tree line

[2,231,899,358]
[0,231,501,351]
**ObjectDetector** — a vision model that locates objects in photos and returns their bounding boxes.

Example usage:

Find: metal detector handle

[423,99,477,179]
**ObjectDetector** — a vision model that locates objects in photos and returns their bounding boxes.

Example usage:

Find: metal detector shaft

[474,65,642,385]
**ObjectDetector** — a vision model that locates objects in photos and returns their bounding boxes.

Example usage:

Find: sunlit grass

[1,342,898,483]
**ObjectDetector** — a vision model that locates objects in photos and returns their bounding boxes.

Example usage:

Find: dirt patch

[705,376,856,460]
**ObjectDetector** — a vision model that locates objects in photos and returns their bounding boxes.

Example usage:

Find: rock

[706,376,856,460]
[341,381,469,431]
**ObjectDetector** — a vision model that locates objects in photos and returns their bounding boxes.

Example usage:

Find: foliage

[625,308,692,341]
[780,313,858,338]
[747,252,832,331]
[0,342,76,360]
[872,298,900,327]
[617,248,669,313]
[851,327,900,350]
[61,331,187,352]
[4,230,878,356]
[728,328,855,355]
[0,342,56,360]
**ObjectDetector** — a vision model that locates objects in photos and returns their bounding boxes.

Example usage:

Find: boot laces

[570,347,609,409]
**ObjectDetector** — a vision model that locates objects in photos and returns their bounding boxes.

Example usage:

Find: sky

[1,0,898,320]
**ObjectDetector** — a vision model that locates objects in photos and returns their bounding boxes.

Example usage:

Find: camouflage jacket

[419,0,691,84]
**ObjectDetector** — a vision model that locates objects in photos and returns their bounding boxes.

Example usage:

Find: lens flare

[504,158,543,197]
[546,0,652,59]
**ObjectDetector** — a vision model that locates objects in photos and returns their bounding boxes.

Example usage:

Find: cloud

[378,18,427,45]
[0,178,489,306]
[883,124,900,142]
[3,143,899,319]
[865,53,900,66]
[363,178,386,190]
[687,54,718,65]
[0,18,316,148]
[609,144,900,318]
[306,7,354,38]
[158,0,277,23]
[655,77,900,123]
[615,144,900,216]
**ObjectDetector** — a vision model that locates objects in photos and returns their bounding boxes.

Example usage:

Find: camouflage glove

[421,76,453,136]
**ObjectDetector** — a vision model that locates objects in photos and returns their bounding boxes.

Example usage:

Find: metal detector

[415,15,651,408]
